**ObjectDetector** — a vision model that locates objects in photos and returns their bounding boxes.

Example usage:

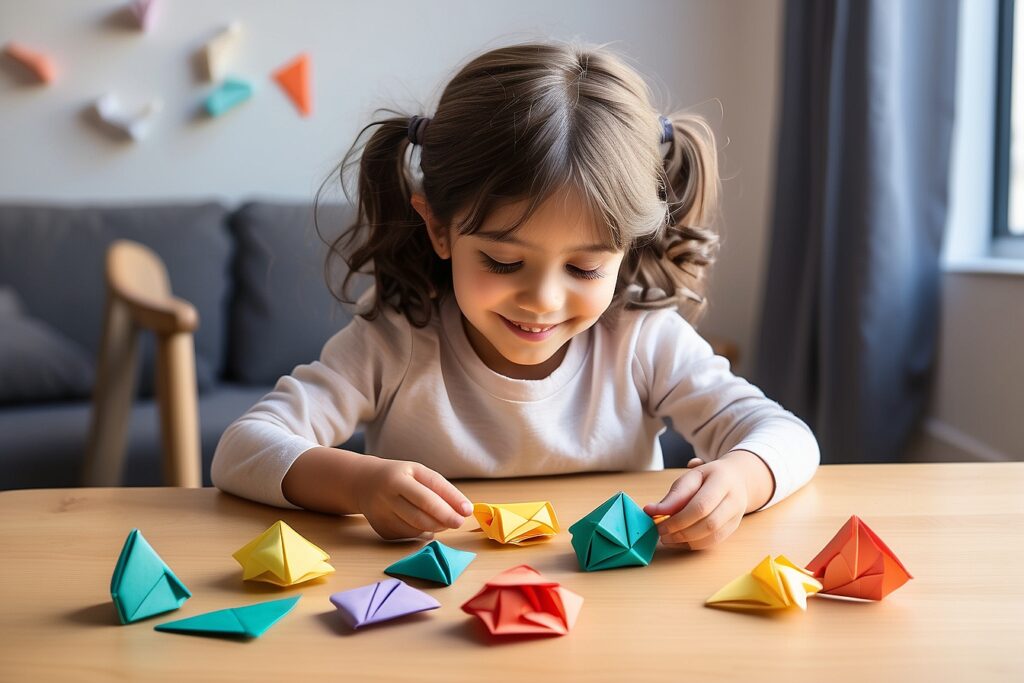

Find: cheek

[451,261,506,306]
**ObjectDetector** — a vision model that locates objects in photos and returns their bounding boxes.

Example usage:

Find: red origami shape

[461,565,583,636]
[806,515,912,600]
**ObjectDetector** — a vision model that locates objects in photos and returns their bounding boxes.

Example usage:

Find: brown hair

[318,40,720,327]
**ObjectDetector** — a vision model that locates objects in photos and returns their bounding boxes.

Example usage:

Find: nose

[516,267,565,316]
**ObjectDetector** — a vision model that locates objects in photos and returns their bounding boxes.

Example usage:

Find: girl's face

[423,190,625,380]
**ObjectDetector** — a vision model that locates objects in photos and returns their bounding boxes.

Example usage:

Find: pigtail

[316,110,446,326]
[620,112,721,323]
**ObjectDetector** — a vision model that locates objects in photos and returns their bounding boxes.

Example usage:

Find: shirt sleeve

[211,308,413,509]
[634,309,820,509]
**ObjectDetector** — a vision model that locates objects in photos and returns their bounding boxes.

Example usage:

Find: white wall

[0,0,783,374]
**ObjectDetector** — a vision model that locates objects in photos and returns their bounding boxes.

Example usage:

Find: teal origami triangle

[569,492,658,571]
[154,596,300,638]
[205,78,253,117]
[384,540,475,586]
[111,529,191,624]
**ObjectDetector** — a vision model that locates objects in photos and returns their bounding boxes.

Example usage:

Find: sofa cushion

[0,203,232,395]
[228,202,368,384]
[0,287,95,404]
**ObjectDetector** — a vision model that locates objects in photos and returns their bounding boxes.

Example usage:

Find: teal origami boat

[155,596,300,638]
[568,492,658,571]
[111,529,191,624]
[384,540,475,586]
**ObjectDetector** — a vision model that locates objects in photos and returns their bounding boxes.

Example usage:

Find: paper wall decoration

[232,520,334,586]
[111,529,191,624]
[568,492,658,571]
[273,53,312,116]
[330,579,440,629]
[473,501,559,545]
[805,515,912,600]
[461,565,583,636]
[91,93,162,141]
[155,596,299,638]
[706,555,822,611]
[3,42,57,84]
[384,540,475,586]
[130,0,159,32]
[204,78,252,117]
[202,22,241,82]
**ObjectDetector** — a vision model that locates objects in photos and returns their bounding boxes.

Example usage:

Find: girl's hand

[354,456,473,540]
[643,451,771,550]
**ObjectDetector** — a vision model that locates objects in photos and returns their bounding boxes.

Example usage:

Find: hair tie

[659,115,674,145]
[408,116,431,145]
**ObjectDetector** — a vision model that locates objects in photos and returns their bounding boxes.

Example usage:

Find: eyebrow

[475,230,618,254]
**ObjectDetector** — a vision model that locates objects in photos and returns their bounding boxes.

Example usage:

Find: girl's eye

[479,253,521,274]
[567,265,605,280]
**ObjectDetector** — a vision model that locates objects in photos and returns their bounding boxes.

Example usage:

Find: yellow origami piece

[232,520,334,586]
[473,501,559,545]
[706,555,822,611]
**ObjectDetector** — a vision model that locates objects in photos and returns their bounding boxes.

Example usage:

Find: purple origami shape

[329,578,440,629]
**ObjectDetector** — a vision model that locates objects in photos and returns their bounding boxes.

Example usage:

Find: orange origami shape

[461,565,583,636]
[4,42,57,84]
[273,53,312,116]
[806,515,912,600]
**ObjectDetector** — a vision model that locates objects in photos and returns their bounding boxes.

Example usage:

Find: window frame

[995,0,1019,239]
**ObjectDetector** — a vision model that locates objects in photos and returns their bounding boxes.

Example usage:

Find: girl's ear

[411,193,450,259]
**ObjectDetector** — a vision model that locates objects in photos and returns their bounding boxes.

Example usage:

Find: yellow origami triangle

[473,502,559,545]
[232,520,334,586]
[706,555,821,611]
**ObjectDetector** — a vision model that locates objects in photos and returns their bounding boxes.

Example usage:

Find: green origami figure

[384,540,476,586]
[155,596,300,639]
[111,529,192,624]
[568,492,659,571]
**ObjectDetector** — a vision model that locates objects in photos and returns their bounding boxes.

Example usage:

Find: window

[996,0,1024,237]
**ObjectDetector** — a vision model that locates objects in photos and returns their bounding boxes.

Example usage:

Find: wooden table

[1,463,1022,681]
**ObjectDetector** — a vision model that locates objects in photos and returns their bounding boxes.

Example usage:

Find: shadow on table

[64,602,124,627]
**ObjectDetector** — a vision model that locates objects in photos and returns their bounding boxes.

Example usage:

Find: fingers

[659,493,740,546]
[642,468,704,518]
[412,466,473,518]
[400,469,468,529]
[366,511,427,541]
[656,470,726,537]
[686,457,705,468]
[391,495,450,534]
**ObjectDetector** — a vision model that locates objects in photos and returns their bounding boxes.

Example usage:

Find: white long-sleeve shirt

[212,294,819,510]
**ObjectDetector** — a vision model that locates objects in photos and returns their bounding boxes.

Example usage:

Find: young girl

[212,41,819,550]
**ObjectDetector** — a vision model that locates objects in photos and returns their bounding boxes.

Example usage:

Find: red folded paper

[806,515,912,600]
[461,565,583,636]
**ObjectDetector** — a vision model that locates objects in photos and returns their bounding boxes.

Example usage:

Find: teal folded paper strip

[111,528,191,624]
[568,492,658,571]
[205,78,252,117]
[155,596,300,638]
[384,540,475,586]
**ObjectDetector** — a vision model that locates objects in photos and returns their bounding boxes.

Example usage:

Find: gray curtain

[755,0,960,463]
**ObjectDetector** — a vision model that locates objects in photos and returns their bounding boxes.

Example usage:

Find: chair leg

[156,331,202,487]
[83,298,138,486]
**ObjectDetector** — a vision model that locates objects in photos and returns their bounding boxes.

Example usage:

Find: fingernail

[460,501,473,516]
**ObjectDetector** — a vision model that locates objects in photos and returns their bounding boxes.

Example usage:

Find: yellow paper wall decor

[473,501,559,545]
[232,520,334,586]
[706,555,822,611]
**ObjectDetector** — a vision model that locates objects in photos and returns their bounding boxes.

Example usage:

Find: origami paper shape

[155,596,299,638]
[805,515,913,600]
[461,565,583,636]
[202,22,241,82]
[273,53,312,116]
[129,0,158,32]
[111,529,191,624]
[473,501,559,545]
[3,42,57,84]
[330,579,440,629]
[91,93,162,141]
[232,520,334,586]
[568,492,658,571]
[204,78,252,117]
[384,540,475,586]
[706,555,822,611]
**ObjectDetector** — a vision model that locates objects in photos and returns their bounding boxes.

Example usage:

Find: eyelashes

[477,252,604,280]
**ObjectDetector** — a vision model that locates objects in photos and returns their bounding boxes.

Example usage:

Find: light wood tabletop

[1,463,1022,682]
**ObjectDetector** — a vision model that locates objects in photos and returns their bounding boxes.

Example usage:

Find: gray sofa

[0,201,692,491]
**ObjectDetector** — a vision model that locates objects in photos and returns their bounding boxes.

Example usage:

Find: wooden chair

[82,240,202,487]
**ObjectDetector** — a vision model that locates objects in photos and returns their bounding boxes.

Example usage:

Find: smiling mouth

[503,317,558,333]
